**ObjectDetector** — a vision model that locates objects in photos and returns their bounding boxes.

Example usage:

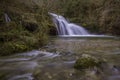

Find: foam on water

[0,50,60,62]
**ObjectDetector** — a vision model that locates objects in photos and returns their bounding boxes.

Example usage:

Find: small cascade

[48,12,89,36]
[4,13,11,22]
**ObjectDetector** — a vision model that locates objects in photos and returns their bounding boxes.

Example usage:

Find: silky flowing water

[48,12,89,35]
[0,37,120,80]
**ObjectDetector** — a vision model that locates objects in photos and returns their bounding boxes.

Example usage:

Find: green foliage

[0,42,29,56]
[0,19,48,56]
[99,0,120,35]
[0,22,25,42]
[0,0,50,56]
[0,21,48,56]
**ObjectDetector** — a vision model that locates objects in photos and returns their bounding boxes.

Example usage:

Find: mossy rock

[74,54,105,70]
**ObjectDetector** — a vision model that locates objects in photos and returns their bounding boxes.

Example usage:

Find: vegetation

[0,0,49,56]
[0,0,119,55]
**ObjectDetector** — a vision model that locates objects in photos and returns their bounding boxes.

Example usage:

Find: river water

[0,36,120,80]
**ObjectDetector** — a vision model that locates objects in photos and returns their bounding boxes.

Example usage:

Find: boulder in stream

[74,54,106,70]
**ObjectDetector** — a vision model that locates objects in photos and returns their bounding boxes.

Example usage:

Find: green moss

[0,14,48,56]
[35,32,48,47]
[0,22,23,42]
[74,54,104,69]
[0,41,29,56]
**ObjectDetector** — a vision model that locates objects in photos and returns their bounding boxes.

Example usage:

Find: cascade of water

[48,12,89,35]
[4,13,11,22]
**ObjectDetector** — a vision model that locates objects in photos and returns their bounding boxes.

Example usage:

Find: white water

[0,50,60,62]
[0,50,60,80]
[8,73,33,80]
[48,12,89,35]
[4,13,11,22]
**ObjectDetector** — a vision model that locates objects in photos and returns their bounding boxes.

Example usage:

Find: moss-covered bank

[0,21,48,56]
[0,0,49,56]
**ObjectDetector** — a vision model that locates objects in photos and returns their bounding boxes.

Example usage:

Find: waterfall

[4,13,11,22]
[48,12,89,36]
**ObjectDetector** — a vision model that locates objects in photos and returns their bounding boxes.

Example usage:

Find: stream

[0,37,120,80]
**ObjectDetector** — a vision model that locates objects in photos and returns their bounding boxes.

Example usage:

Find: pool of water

[0,36,120,80]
